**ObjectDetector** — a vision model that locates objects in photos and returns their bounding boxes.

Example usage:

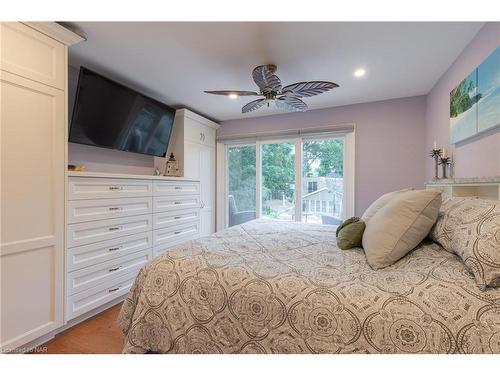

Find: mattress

[118,219,500,354]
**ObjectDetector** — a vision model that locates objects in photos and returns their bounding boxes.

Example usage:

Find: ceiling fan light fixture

[204,65,339,113]
[354,68,366,78]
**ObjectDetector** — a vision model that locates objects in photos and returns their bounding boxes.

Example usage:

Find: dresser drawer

[153,208,199,230]
[68,177,152,200]
[67,249,150,295]
[67,197,153,224]
[153,180,200,196]
[153,195,200,213]
[67,214,152,248]
[66,232,153,272]
[66,272,137,321]
[153,221,199,249]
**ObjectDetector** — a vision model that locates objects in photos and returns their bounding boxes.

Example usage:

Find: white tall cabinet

[155,109,219,237]
[0,22,83,351]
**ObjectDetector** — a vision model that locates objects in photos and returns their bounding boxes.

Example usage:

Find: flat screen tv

[69,67,175,157]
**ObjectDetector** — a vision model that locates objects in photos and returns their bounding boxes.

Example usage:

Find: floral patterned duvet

[118,220,500,354]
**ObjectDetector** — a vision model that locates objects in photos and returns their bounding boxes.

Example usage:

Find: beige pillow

[362,189,442,269]
[430,197,500,290]
[361,189,411,224]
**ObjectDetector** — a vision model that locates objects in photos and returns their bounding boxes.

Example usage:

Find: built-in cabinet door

[184,140,215,237]
[0,22,65,90]
[0,71,65,351]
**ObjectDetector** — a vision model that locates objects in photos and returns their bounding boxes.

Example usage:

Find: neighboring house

[302,176,343,219]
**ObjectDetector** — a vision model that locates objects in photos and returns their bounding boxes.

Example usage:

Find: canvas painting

[450,70,478,143]
[477,47,500,133]
[450,46,500,144]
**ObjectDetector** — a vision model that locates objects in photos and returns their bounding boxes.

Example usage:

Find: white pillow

[362,189,442,269]
[361,189,411,224]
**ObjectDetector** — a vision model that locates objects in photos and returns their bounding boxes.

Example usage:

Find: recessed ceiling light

[354,69,366,78]
[228,93,238,99]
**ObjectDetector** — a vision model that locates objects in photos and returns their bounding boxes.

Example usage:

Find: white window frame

[217,125,355,229]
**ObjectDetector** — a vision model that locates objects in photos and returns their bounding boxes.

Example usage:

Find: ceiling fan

[204,64,339,114]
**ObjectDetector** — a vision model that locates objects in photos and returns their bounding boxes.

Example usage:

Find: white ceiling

[68,22,484,122]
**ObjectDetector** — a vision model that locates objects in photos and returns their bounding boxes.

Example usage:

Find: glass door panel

[301,138,344,225]
[260,142,296,221]
[227,145,256,227]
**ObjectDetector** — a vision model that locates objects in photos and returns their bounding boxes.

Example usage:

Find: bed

[118,219,500,354]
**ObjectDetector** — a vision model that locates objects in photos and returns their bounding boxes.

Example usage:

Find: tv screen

[69,67,175,157]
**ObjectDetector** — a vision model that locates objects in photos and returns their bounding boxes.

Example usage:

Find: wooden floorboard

[37,303,124,354]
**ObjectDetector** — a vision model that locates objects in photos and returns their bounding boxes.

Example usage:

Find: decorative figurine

[164,153,180,176]
[428,141,442,180]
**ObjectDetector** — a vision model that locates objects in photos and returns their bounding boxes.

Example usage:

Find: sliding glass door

[260,141,296,221]
[222,131,353,228]
[227,145,257,227]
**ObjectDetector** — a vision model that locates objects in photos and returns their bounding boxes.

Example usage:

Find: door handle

[108,247,120,252]
[108,266,121,272]
[108,226,121,231]
[108,286,121,293]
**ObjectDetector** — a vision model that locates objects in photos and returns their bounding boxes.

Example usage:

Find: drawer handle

[108,286,121,293]
[109,207,121,211]
[109,266,121,272]
[108,226,121,231]
[174,231,182,235]
[108,247,121,252]
[174,201,182,205]
[108,186,123,191]
[174,216,181,220]
[174,186,182,190]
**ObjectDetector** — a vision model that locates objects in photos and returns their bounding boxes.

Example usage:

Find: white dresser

[65,172,201,321]
[155,109,219,237]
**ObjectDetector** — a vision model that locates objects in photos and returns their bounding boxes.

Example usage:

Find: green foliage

[227,146,256,211]
[450,76,477,118]
[262,143,295,199]
[262,205,278,218]
[303,139,344,177]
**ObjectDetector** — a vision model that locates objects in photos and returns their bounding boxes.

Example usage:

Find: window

[226,145,256,227]
[219,128,355,229]
[307,181,317,193]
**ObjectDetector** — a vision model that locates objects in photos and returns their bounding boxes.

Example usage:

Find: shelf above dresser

[425,176,500,200]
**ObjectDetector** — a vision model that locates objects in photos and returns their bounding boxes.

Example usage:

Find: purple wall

[218,96,427,215]
[425,22,500,180]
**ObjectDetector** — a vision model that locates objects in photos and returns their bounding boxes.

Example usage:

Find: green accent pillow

[336,217,366,250]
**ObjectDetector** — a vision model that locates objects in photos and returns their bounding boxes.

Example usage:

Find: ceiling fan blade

[242,98,267,113]
[204,90,260,96]
[281,81,339,98]
[252,65,282,93]
[276,96,308,112]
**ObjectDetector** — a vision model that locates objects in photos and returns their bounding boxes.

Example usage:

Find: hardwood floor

[38,303,124,354]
